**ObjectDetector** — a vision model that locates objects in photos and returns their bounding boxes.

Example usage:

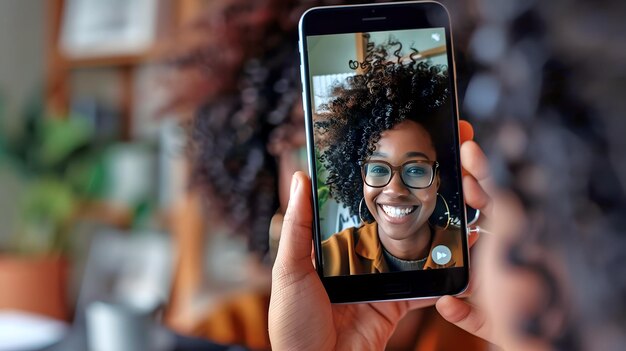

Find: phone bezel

[298,1,469,303]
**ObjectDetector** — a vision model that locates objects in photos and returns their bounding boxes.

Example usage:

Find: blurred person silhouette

[269,0,626,351]
[166,0,487,350]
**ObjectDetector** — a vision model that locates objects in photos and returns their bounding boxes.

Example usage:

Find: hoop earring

[429,193,451,230]
[358,197,368,224]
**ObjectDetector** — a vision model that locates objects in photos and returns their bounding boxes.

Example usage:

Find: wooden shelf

[64,52,155,68]
[45,0,210,140]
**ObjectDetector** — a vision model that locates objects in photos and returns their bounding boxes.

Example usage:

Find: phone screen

[300,2,468,301]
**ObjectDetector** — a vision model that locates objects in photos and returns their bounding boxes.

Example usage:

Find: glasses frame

[359,159,439,189]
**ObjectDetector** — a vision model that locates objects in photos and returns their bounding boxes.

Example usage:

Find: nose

[383,171,410,196]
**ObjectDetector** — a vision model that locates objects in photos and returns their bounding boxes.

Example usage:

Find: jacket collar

[354,222,457,271]
[354,222,389,272]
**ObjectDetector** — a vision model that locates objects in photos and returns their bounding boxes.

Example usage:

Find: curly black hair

[314,38,453,222]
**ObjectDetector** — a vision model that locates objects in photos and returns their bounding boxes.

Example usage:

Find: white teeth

[381,205,415,218]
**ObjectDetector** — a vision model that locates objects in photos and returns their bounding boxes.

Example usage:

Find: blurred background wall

[0,0,46,254]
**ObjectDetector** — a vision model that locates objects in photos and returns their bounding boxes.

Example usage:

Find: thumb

[275,171,314,266]
[269,172,333,351]
[436,296,494,344]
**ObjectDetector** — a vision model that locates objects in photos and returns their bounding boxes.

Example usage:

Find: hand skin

[436,155,534,350]
[269,121,493,350]
[435,137,496,344]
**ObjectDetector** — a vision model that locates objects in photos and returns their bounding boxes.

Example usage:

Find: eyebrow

[371,151,431,160]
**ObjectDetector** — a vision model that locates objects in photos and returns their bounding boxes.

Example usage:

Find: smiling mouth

[380,204,418,218]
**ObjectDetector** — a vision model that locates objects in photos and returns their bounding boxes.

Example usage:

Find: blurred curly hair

[314,38,450,222]
[171,0,382,255]
[182,0,303,254]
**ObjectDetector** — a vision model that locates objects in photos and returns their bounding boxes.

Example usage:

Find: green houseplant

[0,98,105,319]
[0,108,105,254]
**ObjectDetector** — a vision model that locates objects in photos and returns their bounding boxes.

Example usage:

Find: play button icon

[432,245,452,265]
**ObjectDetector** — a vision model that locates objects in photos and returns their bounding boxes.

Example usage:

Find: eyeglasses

[360,160,439,189]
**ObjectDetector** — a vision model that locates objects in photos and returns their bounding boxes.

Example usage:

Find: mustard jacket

[321,222,464,276]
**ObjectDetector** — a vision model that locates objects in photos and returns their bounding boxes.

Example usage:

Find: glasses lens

[363,162,391,187]
[401,162,433,188]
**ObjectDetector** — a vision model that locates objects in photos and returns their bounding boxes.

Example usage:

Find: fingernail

[290,173,300,196]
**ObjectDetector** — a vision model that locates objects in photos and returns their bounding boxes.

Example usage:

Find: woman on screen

[315,41,463,276]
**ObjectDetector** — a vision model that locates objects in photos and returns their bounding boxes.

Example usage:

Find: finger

[275,171,314,265]
[436,296,493,343]
[460,141,493,193]
[459,120,474,144]
[463,174,492,217]
[459,121,474,177]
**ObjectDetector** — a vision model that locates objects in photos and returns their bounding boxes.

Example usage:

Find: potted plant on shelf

[0,99,105,321]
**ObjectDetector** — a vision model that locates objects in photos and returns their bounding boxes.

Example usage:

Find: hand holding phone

[269,2,495,349]
[269,121,490,350]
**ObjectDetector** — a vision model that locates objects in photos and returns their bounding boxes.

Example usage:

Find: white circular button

[431,245,452,265]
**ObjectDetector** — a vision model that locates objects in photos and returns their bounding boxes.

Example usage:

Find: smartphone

[299,1,469,303]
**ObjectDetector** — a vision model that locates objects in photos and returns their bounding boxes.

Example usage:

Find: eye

[368,164,390,176]
[405,165,428,177]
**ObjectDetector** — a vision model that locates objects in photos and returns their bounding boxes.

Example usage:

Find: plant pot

[0,255,69,321]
